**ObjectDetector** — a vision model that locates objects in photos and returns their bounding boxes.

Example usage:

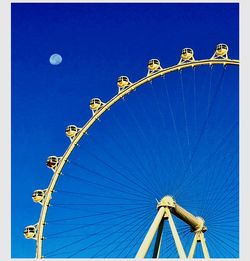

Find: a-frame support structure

[135,196,209,259]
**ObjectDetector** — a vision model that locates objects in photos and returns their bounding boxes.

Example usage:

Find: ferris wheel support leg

[200,232,210,258]
[188,232,209,259]
[166,208,187,259]
[152,219,164,258]
[135,207,165,258]
[188,233,198,258]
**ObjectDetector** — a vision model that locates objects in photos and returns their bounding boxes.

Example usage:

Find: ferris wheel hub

[157,195,207,233]
[157,195,175,209]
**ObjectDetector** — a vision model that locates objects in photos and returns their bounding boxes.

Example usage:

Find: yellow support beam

[188,232,210,258]
[152,219,164,258]
[188,233,198,258]
[166,208,186,259]
[136,207,165,258]
[200,232,210,258]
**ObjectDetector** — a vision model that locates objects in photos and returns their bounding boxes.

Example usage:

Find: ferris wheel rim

[35,58,239,258]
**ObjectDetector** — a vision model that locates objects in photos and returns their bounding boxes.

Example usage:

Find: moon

[49,54,62,65]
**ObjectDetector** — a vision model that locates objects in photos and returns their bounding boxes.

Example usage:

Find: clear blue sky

[12,3,239,258]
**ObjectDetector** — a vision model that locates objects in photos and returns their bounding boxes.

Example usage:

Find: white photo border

[1,0,248,260]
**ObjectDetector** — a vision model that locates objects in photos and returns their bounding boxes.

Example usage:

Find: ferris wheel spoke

[200,150,236,217]
[175,69,196,193]
[179,228,193,251]
[137,81,174,194]
[205,164,238,213]
[122,99,166,195]
[91,211,154,257]
[179,70,191,151]
[155,220,190,258]
[47,204,153,224]
[197,122,237,172]
[209,200,239,221]
[158,81,185,181]
[206,233,224,258]
[209,226,239,238]
[106,217,152,257]
[203,202,238,227]
[123,100,159,170]
[149,81,170,172]
[206,208,239,226]
[192,67,198,136]
[110,110,164,197]
[207,200,239,225]
[94,214,153,258]
[84,133,158,198]
[87,210,152,257]
[208,216,239,227]
[53,202,152,207]
[181,67,227,177]
[209,197,239,218]
[116,213,155,257]
[155,227,189,258]
[162,76,187,171]
[65,208,152,258]
[208,231,238,257]
[198,155,236,218]
[68,158,155,200]
[199,167,220,217]
[163,239,177,257]
[44,206,152,257]
[96,112,152,180]
[207,66,214,117]
[205,169,238,216]
[182,230,193,254]
[150,80,168,130]
[207,216,238,226]
[165,231,184,258]
[62,172,153,202]
[55,189,153,203]
[174,119,238,198]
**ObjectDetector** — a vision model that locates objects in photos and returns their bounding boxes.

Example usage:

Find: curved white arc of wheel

[35,58,239,258]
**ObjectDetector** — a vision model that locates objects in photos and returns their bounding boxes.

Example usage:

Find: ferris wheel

[24,43,239,258]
